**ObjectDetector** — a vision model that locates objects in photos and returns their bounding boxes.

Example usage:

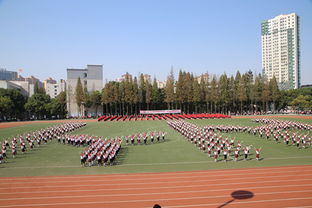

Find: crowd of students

[168,120,261,162]
[124,131,166,145]
[0,123,86,164]
[60,134,122,166]
[251,119,312,148]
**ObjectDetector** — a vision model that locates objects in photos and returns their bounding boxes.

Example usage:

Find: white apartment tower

[261,13,300,89]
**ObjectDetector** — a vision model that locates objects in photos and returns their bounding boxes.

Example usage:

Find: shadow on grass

[115,147,129,165]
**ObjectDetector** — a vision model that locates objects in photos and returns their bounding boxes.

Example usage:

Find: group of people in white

[124,131,166,145]
[168,120,261,162]
[251,119,312,148]
[0,122,86,164]
[70,135,122,167]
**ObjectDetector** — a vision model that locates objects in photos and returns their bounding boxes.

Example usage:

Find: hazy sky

[0,0,311,84]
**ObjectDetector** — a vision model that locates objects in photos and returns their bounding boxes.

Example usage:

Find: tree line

[0,87,67,121]
[1,70,311,121]
[76,70,311,116]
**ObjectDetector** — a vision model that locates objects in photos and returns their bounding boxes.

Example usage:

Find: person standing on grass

[234,149,239,162]
[151,132,154,143]
[207,145,212,157]
[244,147,249,160]
[12,145,16,158]
[223,149,227,162]
[144,133,147,144]
[0,152,3,164]
[255,148,262,161]
[214,150,218,162]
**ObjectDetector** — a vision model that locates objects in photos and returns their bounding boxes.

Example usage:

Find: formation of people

[250,119,312,149]
[60,134,122,166]
[0,122,86,164]
[168,120,261,162]
[124,131,166,145]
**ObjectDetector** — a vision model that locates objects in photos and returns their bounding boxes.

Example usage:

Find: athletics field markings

[1,155,312,169]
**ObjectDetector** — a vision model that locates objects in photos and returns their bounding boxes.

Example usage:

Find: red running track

[0,165,312,208]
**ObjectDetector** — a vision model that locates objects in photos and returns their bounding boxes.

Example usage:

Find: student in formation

[255,147,262,161]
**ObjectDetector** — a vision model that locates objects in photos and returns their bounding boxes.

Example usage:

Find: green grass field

[0,117,311,177]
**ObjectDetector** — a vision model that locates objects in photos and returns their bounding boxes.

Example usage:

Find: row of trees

[1,70,311,121]
[0,87,67,121]
[75,70,302,116]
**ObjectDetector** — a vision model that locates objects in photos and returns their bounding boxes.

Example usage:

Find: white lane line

[1,156,312,170]
[0,177,312,191]
[1,168,312,185]
[161,197,312,208]
[0,190,312,207]
[1,183,312,196]
[1,164,312,182]
[288,206,312,208]
[0,186,311,201]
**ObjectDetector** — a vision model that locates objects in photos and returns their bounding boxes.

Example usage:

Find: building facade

[0,68,18,81]
[261,13,300,89]
[0,80,34,97]
[66,65,103,117]
[45,79,66,99]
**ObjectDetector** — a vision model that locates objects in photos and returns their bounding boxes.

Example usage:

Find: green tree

[151,78,161,109]
[290,95,312,111]
[269,76,280,112]
[132,77,139,114]
[25,93,51,119]
[0,88,26,119]
[0,96,13,120]
[90,90,102,116]
[164,69,175,109]
[210,75,219,113]
[219,73,229,114]
[34,82,45,94]
[192,77,201,113]
[238,75,247,113]
[139,73,146,111]
[75,77,84,116]
[145,79,152,110]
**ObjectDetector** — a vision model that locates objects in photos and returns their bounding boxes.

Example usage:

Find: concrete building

[0,80,34,97]
[18,75,44,89]
[0,68,18,81]
[67,65,103,117]
[261,13,300,89]
[115,73,133,82]
[43,77,57,89]
[156,80,166,89]
[45,79,66,99]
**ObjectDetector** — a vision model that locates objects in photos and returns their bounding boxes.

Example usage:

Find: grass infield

[0,116,311,177]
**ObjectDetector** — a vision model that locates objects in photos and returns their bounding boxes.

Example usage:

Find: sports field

[0,115,311,207]
[0,116,312,177]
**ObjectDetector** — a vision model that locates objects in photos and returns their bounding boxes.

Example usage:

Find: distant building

[142,74,151,83]
[43,77,57,89]
[300,84,312,89]
[18,75,44,89]
[156,80,166,89]
[45,79,66,99]
[115,73,133,82]
[195,73,210,84]
[0,68,18,81]
[67,65,103,117]
[261,13,300,89]
[0,80,34,97]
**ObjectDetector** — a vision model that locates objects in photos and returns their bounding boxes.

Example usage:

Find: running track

[0,165,312,208]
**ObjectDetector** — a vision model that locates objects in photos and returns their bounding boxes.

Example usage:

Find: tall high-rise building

[261,13,300,89]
